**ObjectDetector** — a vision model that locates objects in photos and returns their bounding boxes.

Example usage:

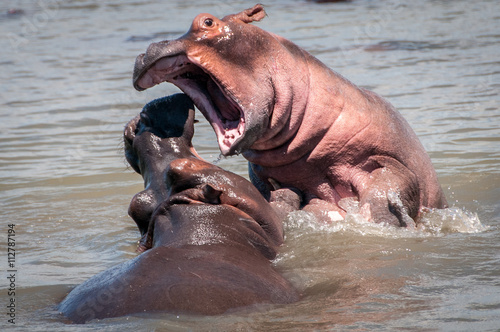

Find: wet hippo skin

[132,4,448,227]
[58,94,298,323]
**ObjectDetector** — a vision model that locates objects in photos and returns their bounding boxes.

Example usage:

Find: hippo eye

[204,18,214,27]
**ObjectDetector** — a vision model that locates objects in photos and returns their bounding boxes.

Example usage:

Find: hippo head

[124,93,196,235]
[125,93,284,255]
[133,4,309,156]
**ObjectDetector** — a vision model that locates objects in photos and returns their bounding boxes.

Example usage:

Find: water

[1,0,499,330]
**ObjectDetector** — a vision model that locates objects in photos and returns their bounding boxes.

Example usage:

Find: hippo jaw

[134,52,248,156]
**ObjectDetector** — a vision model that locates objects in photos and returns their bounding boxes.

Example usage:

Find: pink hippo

[132,5,447,227]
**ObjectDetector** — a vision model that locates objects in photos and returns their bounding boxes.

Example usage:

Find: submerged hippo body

[58,94,298,323]
[132,5,447,226]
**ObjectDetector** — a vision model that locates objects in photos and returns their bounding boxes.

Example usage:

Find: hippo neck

[248,37,310,153]
[243,52,350,168]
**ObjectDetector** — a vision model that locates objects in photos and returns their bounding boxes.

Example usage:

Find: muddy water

[1,0,499,331]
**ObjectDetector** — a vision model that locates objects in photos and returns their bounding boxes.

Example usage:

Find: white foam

[416,207,487,235]
[284,206,488,239]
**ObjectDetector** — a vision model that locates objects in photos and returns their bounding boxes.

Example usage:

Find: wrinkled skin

[132,4,447,227]
[58,94,298,323]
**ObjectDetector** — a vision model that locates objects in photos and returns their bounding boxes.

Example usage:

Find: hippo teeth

[216,116,245,156]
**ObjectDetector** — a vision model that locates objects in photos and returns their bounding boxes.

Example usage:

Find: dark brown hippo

[132,4,447,227]
[58,94,298,323]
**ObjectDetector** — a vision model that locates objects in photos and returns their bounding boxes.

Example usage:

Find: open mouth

[134,54,245,156]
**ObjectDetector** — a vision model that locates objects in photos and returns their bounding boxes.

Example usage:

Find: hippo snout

[133,40,187,91]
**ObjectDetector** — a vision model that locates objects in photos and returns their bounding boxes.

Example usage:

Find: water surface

[1,0,499,331]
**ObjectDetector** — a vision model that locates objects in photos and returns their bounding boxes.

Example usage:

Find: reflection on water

[0,0,499,330]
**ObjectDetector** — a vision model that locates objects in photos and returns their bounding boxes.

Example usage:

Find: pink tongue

[207,80,239,121]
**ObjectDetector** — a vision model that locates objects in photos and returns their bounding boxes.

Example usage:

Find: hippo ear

[201,184,222,204]
[228,4,266,24]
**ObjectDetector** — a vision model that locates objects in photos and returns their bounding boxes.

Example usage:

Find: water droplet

[213,153,223,164]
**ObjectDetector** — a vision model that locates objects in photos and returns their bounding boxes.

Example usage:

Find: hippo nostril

[128,191,158,235]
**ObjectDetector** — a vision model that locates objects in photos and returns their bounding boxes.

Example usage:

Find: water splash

[212,153,224,164]
[284,205,487,239]
[416,207,487,235]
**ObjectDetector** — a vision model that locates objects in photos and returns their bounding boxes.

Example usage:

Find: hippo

[132,4,447,227]
[58,94,298,323]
